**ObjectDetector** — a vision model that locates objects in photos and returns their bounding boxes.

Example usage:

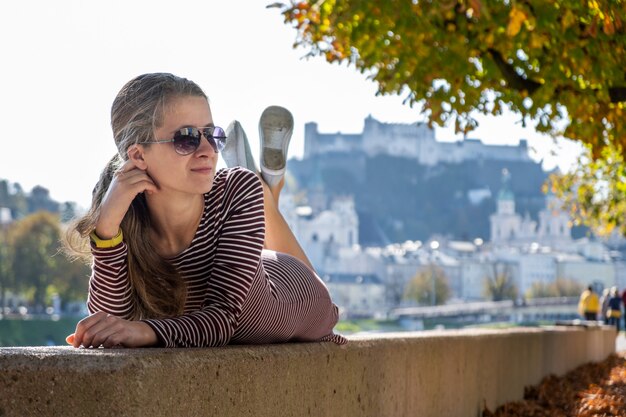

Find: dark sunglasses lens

[199,127,226,153]
[211,127,226,152]
[173,129,201,155]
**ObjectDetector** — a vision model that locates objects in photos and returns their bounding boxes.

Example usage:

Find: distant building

[490,169,572,248]
[536,193,573,247]
[489,242,616,296]
[459,257,501,300]
[283,116,619,312]
[486,171,617,294]
[494,247,556,295]
[489,169,537,243]
[613,261,626,291]
[280,194,359,269]
[322,273,386,318]
[555,253,615,290]
[304,115,532,165]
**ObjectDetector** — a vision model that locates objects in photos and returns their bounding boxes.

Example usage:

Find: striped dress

[87,167,347,347]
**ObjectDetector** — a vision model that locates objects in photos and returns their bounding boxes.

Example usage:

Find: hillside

[289,153,558,244]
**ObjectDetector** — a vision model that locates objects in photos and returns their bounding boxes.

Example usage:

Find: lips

[191,167,213,174]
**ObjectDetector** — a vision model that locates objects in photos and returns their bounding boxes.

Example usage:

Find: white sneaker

[223,120,258,172]
[259,106,293,187]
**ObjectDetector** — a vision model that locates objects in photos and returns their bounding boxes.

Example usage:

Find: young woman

[65,72,346,348]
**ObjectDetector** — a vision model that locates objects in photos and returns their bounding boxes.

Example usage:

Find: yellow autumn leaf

[485,32,495,46]
[530,33,544,49]
[603,14,615,35]
[562,9,576,30]
[507,8,526,37]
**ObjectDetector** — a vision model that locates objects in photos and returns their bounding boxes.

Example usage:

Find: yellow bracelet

[89,229,124,248]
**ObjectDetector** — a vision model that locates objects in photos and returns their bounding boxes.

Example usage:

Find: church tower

[490,169,523,242]
[537,190,572,246]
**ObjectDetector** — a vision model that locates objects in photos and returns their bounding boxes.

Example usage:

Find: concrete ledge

[0,326,616,417]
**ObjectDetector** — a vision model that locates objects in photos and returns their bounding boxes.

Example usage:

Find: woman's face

[143,95,219,197]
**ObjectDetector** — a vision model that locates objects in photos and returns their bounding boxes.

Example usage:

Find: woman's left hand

[66,311,158,348]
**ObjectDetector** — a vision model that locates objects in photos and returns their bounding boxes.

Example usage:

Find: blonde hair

[65,73,207,319]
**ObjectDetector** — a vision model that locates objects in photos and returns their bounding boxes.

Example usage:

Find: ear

[127,145,148,170]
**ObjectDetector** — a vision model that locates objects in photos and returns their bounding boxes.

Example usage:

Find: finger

[73,311,108,348]
[66,334,75,345]
[116,170,159,194]
[96,319,143,348]
[116,161,149,176]
[80,314,121,348]
[117,158,139,174]
[101,332,126,349]
[72,314,97,347]
[89,323,122,349]
[126,174,159,193]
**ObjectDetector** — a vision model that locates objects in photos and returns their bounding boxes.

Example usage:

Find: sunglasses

[145,126,227,155]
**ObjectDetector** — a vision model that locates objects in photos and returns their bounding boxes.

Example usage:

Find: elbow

[208,317,236,347]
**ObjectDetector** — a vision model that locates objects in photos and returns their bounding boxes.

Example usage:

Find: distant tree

[385,270,406,306]
[0,226,14,312]
[527,282,554,299]
[52,252,90,304]
[526,277,583,299]
[547,144,626,236]
[554,278,584,297]
[483,263,517,301]
[10,212,62,311]
[404,265,450,306]
[10,183,28,219]
[27,186,59,214]
[60,202,78,223]
[0,180,10,208]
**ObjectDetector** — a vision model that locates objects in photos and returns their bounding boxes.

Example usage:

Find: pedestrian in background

[578,285,600,321]
[606,287,622,332]
[622,288,626,332]
[600,288,610,324]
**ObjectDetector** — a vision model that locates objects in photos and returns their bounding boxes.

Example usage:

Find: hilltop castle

[304,115,532,165]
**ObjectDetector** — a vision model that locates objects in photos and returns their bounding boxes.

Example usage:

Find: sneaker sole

[259,106,293,185]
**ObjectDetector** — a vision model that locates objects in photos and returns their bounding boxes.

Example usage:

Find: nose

[197,133,218,155]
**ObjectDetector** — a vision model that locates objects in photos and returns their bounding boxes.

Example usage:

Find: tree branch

[487,48,542,95]
[609,87,626,103]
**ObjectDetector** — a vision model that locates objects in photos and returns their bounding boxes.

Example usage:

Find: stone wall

[0,326,616,417]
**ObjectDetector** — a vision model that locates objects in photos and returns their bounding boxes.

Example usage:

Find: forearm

[142,306,236,348]
[88,243,134,319]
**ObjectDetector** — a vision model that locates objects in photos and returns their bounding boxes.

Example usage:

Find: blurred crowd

[578,285,625,331]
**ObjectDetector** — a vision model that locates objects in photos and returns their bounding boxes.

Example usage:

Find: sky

[0,0,583,209]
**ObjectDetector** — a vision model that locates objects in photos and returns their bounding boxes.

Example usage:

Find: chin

[189,170,214,185]
[198,177,215,194]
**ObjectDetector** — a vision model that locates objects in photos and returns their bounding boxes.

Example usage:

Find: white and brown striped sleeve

[87,242,135,319]
[143,169,265,347]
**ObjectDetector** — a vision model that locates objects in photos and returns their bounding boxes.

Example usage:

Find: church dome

[497,168,515,201]
[498,188,515,201]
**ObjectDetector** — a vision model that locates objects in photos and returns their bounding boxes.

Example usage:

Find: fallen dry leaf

[484,352,626,416]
